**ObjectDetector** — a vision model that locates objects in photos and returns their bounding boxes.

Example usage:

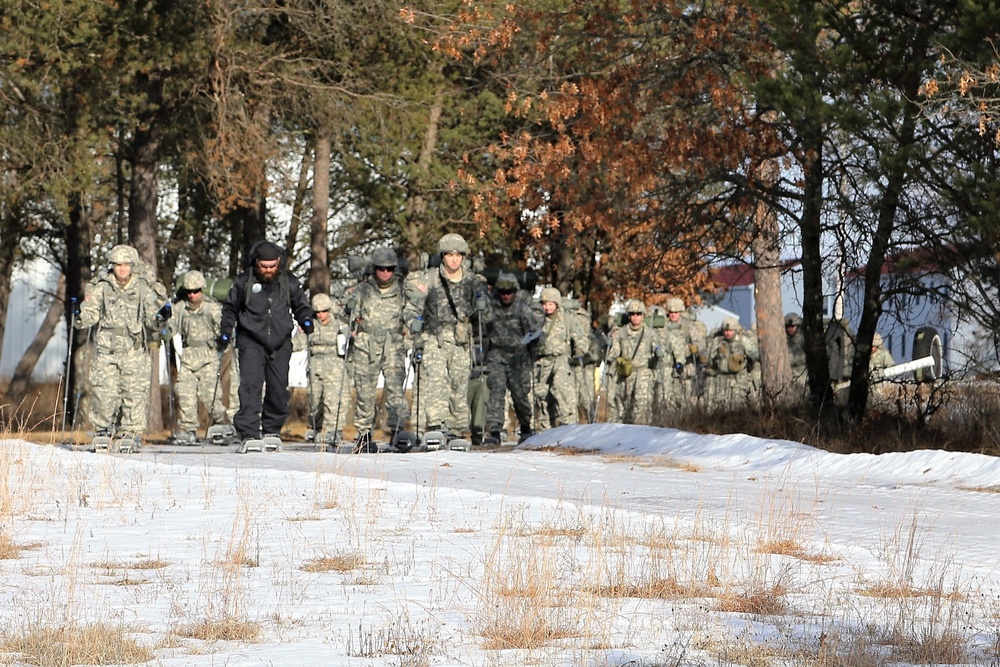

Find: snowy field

[1,423,1000,666]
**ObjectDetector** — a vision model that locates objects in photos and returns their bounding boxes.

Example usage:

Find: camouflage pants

[351,342,407,434]
[612,367,654,425]
[485,351,532,435]
[707,372,755,411]
[175,351,226,432]
[534,356,578,429]
[87,345,151,435]
[309,353,352,434]
[570,362,597,423]
[420,335,470,432]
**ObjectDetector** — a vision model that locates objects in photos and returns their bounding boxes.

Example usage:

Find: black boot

[484,431,502,446]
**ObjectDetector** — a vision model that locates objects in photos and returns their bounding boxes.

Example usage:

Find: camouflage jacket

[346,275,407,354]
[608,322,663,371]
[407,265,488,346]
[172,297,222,369]
[485,290,541,360]
[538,308,585,361]
[707,329,760,375]
[76,271,164,352]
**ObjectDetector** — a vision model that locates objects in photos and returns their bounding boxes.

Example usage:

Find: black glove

[674,362,684,377]
[71,297,81,317]
[302,319,314,335]
[157,302,172,320]
[413,339,424,364]
[216,334,231,352]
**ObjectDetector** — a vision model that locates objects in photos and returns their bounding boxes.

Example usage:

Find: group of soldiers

[73,235,898,449]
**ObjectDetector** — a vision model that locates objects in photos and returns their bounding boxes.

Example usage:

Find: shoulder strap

[629,327,645,361]
[438,271,461,320]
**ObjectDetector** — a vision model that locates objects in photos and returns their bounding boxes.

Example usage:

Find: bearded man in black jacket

[219,241,314,444]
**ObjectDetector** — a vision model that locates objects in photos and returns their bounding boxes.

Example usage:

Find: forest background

[3,0,1000,436]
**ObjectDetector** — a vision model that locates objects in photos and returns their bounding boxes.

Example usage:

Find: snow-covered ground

[2,423,999,666]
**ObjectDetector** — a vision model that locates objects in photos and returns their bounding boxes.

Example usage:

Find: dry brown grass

[174,617,262,642]
[0,533,42,559]
[757,538,837,563]
[856,582,965,601]
[589,576,710,600]
[957,485,1000,493]
[479,614,577,651]
[715,583,789,615]
[301,553,367,573]
[886,628,968,664]
[0,623,154,665]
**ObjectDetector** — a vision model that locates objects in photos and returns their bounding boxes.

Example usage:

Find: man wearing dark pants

[218,241,314,444]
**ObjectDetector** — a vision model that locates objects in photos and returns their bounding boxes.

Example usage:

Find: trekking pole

[60,297,78,437]
[163,327,176,434]
[208,349,224,439]
[305,335,317,446]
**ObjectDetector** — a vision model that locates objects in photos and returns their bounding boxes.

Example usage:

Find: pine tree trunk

[752,159,792,406]
[309,132,330,296]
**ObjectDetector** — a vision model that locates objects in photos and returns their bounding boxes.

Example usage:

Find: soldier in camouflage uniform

[345,247,410,451]
[483,272,541,444]
[563,297,598,423]
[705,317,760,410]
[659,298,694,412]
[170,270,226,441]
[75,244,169,438]
[533,287,584,429]
[784,313,807,387]
[406,233,488,437]
[608,299,678,424]
[306,293,352,440]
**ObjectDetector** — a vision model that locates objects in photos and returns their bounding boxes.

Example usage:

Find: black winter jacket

[220,270,312,352]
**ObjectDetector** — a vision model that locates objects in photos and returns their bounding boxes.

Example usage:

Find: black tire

[911,326,943,381]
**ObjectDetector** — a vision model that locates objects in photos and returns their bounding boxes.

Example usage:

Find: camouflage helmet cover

[667,297,685,313]
[371,247,398,268]
[722,317,740,331]
[872,332,884,348]
[540,286,562,304]
[625,299,646,315]
[784,312,802,327]
[495,271,520,291]
[109,244,139,265]
[182,270,206,291]
[438,233,470,255]
[312,293,333,312]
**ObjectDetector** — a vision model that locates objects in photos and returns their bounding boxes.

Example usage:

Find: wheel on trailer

[911,326,943,381]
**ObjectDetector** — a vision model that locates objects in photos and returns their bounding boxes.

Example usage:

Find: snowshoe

[91,433,112,453]
[261,434,282,452]
[116,435,141,453]
[390,429,418,453]
[207,424,238,446]
[170,431,199,446]
[446,437,471,452]
[421,430,446,452]
[237,437,265,454]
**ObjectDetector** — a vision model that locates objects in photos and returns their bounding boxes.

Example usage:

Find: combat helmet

[182,270,206,291]
[109,244,139,265]
[312,293,333,312]
[625,299,646,315]
[540,287,561,304]
[371,247,398,268]
[438,233,470,255]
